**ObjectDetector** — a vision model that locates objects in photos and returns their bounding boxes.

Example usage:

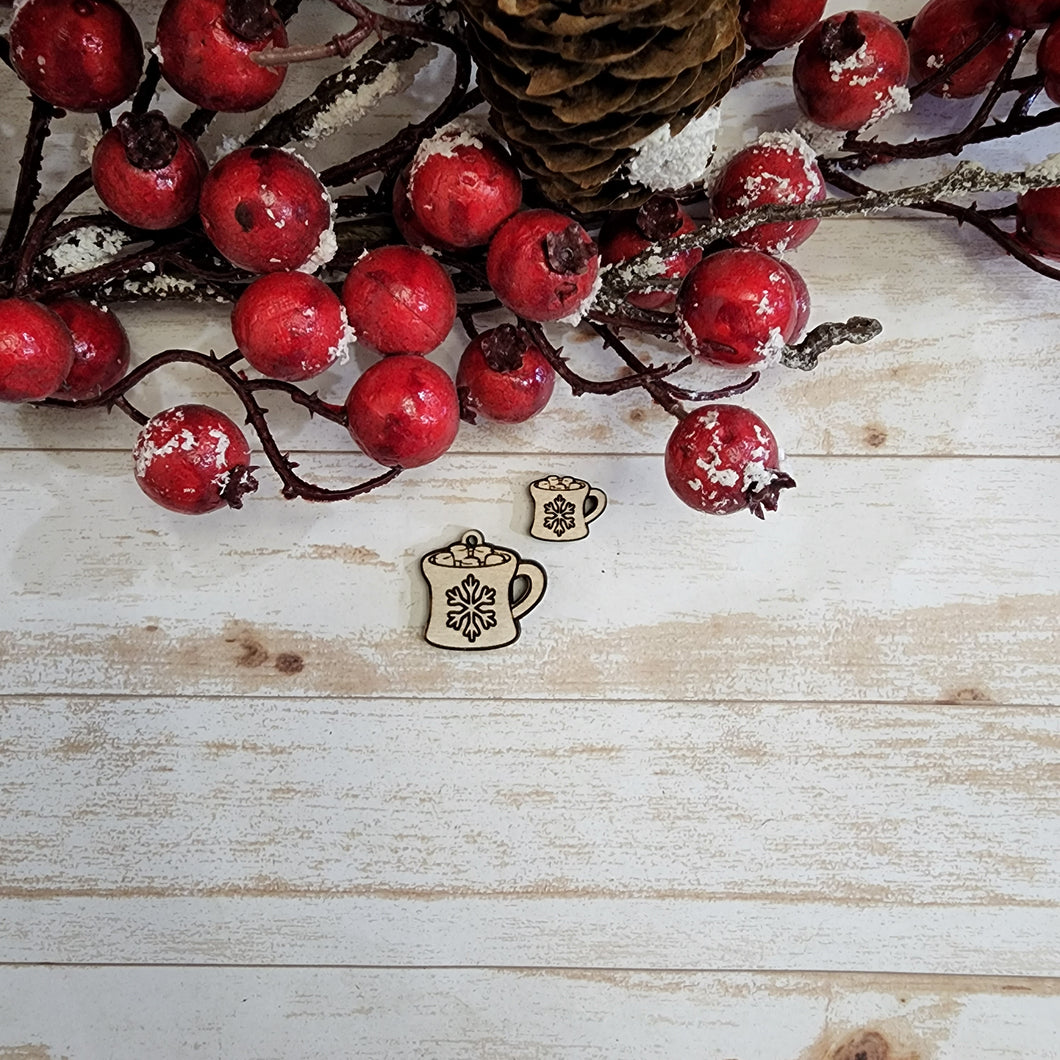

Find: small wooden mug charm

[421,529,548,650]
[528,474,607,541]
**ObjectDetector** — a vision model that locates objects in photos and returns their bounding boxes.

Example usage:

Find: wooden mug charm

[528,475,607,541]
[421,529,548,650]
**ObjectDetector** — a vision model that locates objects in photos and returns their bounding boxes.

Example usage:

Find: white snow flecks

[625,107,722,193]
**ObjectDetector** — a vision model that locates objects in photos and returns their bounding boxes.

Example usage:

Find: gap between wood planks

[0,962,1055,985]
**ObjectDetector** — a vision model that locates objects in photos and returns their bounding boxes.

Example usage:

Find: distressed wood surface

[0,697,1058,973]
[0,968,1057,1059]
[3,0,1060,1051]
[0,452,1056,702]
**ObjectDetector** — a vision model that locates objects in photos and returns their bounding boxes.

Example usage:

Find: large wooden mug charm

[421,529,548,650]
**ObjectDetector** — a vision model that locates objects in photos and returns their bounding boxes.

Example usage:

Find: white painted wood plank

[0,452,1055,703]
[0,967,1057,1060]
[0,219,1057,458]
[0,696,1057,970]
[4,894,1057,973]
[2,698,1056,905]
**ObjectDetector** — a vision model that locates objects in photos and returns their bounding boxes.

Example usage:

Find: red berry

[793,10,911,130]
[710,132,826,254]
[665,403,795,517]
[10,0,142,112]
[134,404,257,514]
[232,271,351,381]
[1016,185,1060,259]
[780,260,812,341]
[676,248,798,368]
[486,209,600,323]
[346,355,459,468]
[156,0,287,112]
[598,195,702,311]
[1038,21,1060,105]
[48,297,130,400]
[740,0,827,50]
[406,123,523,249]
[908,0,1020,99]
[199,147,335,274]
[456,325,555,424]
[392,166,455,252]
[998,0,1060,27]
[341,245,456,356]
[92,111,207,230]
[0,297,75,403]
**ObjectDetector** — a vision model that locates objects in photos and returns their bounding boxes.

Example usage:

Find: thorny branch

[42,348,402,501]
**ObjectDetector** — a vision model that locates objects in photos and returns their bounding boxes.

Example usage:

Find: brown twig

[40,348,401,501]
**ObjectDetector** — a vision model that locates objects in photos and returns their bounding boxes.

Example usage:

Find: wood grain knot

[938,686,993,704]
[864,425,887,448]
[233,637,269,667]
[830,1030,891,1060]
[274,652,304,674]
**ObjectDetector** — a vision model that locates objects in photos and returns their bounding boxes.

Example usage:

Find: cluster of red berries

[1,0,1058,522]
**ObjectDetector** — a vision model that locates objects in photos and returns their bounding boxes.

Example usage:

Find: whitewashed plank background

[1,0,1058,1055]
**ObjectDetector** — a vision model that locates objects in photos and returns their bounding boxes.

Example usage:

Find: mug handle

[511,560,548,621]
[584,488,607,525]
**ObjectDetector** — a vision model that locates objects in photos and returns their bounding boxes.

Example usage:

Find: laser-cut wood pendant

[528,475,607,541]
[421,529,548,650]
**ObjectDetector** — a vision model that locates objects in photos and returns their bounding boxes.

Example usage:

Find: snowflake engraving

[543,495,577,536]
[445,573,498,643]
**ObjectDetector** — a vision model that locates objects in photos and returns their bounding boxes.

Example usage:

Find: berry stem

[0,97,54,270]
[41,347,400,502]
[13,169,94,294]
[780,317,885,372]
[841,29,1038,164]
[907,17,1009,101]
[519,320,687,399]
[598,161,1060,309]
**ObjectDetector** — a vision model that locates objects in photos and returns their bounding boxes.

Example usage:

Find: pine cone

[456,0,744,213]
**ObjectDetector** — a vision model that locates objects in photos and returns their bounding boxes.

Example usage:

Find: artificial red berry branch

[2,0,1060,519]
[41,347,402,501]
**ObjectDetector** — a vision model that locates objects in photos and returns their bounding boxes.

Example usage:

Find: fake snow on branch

[597,157,1060,310]
[248,34,438,150]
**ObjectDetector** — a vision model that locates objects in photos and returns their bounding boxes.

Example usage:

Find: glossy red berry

[908,0,1020,99]
[456,325,555,424]
[1038,21,1060,105]
[740,0,827,50]
[341,245,456,356]
[487,209,600,323]
[346,355,459,468]
[48,297,130,400]
[199,147,334,274]
[793,10,911,130]
[156,0,288,112]
[598,195,702,311]
[665,403,795,517]
[232,272,351,381]
[780,260,811,341]
[392,166,455,252]
[1016,185,1060,259]
[0,297,75,403]
[10,0,143,112]
[134,404,257,514]
[92,111,207,230]
[676,248,798,368]
[406,123,523,249]
[998,0,1060,27]
[711,132,826,254]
